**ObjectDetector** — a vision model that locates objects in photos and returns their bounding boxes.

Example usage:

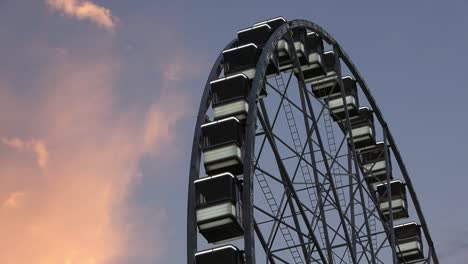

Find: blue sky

[0,1,466,263]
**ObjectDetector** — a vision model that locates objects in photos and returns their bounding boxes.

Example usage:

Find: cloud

[46,0,116,30]
[0,45,188,264]
[1,137,49,169]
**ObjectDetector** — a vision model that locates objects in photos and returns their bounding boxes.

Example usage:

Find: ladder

[275,74,329,252]
[323,110,348,212]
[255,168,304,264]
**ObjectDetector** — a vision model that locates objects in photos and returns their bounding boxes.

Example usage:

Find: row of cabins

[193,17,424,264]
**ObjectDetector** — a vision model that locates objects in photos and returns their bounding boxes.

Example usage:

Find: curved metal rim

[186,39,237,264]
[187,18,439,264]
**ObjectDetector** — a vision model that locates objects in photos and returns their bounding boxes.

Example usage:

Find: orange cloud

[0,47,187,263]
[46,0,116,30]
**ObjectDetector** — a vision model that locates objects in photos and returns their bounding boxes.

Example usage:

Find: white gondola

[253,16,287,30]
[252,17,288,74]
[277,38,292,71]
[295,32,326,83]
[347,107,376,151]
[210,74,250,121]
[195,173,243,244]
[376,180,409,220]
[222,43,259,79]
[195,245,244,264]
[201,117,243,175]
[254,17,291,71]
[310,51,340,97]
[292,27,308,65]
[237,24,280,78]
[360,142,393,183]
[327,76,359,121]
[276,27,308,71]
[394,222,425,263]
[237,23,272,47]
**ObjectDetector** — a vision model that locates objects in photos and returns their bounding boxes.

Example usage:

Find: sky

[0,0,467,264]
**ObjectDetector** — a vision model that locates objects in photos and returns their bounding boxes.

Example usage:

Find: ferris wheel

[186,17,439,264]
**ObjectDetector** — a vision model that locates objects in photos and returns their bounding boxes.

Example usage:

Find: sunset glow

[0,3,187,261]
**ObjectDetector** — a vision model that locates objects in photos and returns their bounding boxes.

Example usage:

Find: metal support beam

[258,105,328,264]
